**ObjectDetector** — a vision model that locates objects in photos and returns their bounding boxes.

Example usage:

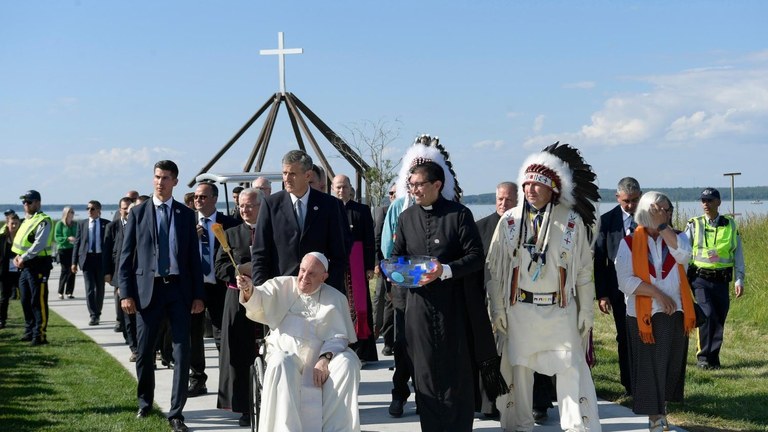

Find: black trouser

[0,272,20,324]
[391,285,412,401]
[190,282,225,385]
[532,373,555,411]
[380,277,395,348]
[135,277,191,420]
[20,261,51,341]
[82,253,105,320]
[57,248,75,295]
[114,287,124,327]
[610,290,632,394]
[694,276,730,366]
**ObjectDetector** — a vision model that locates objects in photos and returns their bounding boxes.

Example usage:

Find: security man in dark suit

[119,160,204,432]
[72,200,111,326]
[475,181,519,418]
[251,150,348,291]
[594,176,642,396]
[188,181,239,397]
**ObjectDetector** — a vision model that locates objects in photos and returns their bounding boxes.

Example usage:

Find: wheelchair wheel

[250,356,265,432]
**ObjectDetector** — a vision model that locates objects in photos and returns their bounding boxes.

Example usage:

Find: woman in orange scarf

[615,191,695,432]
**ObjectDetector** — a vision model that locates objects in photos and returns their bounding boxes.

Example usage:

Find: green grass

[593,215,768,432]
[0,301,169,432]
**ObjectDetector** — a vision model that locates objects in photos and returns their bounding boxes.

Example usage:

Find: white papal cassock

[240,276,361,432]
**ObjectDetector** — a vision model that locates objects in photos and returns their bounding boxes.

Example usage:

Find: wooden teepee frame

[188,33,370,201]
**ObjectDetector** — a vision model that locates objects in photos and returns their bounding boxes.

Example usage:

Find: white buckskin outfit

[486,143,601,432]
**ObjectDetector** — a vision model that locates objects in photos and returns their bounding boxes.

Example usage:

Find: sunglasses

[87,207,98,211]
[22,200,33,205]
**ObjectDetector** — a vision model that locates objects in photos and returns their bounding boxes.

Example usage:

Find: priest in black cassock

[332,174,379,363]
[214,188,265,427]
[392,161,501,432]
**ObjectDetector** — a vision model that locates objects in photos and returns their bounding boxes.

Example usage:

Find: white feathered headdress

[517,142,600,228]
[394,135,457,202]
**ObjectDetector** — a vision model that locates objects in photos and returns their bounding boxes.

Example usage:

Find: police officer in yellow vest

[11,190,54,346]
[684,187,744,370]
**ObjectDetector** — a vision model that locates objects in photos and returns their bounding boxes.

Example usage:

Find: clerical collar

[300,285,322,297]
[420,205,433,210]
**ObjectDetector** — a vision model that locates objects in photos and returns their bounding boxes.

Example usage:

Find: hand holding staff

[211,222,240,277]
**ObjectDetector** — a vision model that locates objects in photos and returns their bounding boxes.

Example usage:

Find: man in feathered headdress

[383,135,506,430]
[380,135,462,418]
[486,143,602,431]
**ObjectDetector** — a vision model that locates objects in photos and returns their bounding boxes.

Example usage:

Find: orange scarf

[632,226,696,344]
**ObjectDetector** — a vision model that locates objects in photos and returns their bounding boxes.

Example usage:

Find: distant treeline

[461,186,768,205]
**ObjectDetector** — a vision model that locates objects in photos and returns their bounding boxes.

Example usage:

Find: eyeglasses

[407,180,433,191]
[194,195,210,200]
[660,205,674,214]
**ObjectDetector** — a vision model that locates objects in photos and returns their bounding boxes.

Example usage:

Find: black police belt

[692,265,733,283]
[517,289,558,306]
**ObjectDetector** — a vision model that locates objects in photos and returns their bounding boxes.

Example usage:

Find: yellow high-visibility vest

[11,212,53,257]
[689,215,737,269]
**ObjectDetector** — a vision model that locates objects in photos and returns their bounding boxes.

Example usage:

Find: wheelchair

[248,337,267,432]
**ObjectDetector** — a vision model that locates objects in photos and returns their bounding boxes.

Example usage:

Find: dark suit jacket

[72,217,110,270]
[251,189,349,291]
[475,212,501,255]
[118,198,205,310]
[0,233,18,278]
[594,205,627,300]
[344,199,375,272]
[214,223,253,284]
[198,211,240,278]
[102,219,124,283]
[373,205,388,263]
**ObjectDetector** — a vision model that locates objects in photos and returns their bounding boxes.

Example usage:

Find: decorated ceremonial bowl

[380,255,438,288]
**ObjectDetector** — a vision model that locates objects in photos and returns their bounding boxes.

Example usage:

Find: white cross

[260,32,303,94]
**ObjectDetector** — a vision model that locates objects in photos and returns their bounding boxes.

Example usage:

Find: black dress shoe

[20,334,33,342]
[187,384,208,397]
[114,324,124,332]
[136,408,150,418]
[169,418,189,432]
[388,399,405,417]
[533,408,548,424]
[381,345,394,356]
[238,413,251,427]
[88,318,99,326]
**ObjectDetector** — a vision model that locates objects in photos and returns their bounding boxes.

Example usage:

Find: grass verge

[0,301,169,432]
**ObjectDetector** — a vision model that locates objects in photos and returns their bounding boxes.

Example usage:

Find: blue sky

[2,1,767,204]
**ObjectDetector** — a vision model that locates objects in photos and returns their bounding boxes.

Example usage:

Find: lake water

[466,200,767,222]
[6,200,763,225]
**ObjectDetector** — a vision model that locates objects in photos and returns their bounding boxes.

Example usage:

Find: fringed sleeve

[486,215,518,320]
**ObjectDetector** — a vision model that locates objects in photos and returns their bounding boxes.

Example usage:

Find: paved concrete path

[47,272,686,431]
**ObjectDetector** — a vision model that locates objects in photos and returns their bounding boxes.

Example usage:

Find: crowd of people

[0,138,747,432]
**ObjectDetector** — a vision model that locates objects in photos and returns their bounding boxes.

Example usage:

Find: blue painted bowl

[380,255,438,288]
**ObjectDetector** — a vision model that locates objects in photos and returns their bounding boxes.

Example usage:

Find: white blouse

[615,231,692,317]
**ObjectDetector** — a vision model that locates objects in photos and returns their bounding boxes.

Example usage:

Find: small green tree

[338,118,401,207]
